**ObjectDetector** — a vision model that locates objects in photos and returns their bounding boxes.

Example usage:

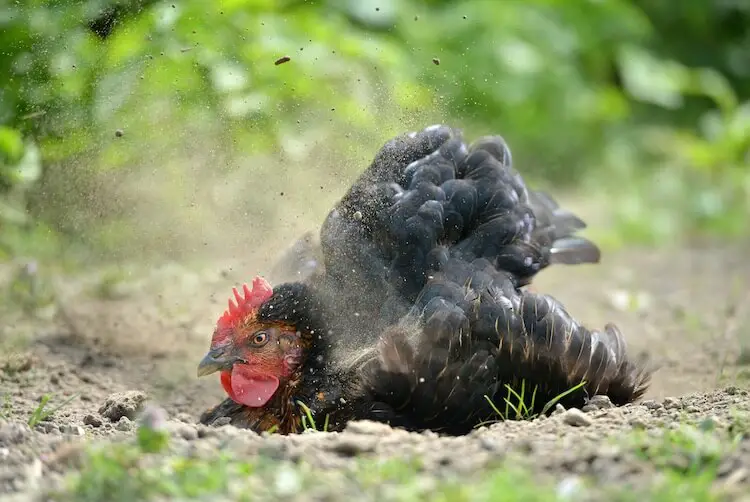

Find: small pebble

[561,409,593,427]
[662,397,680,409]
[551,403,566,416]
[116,416,132,431]
[641,400,662,410]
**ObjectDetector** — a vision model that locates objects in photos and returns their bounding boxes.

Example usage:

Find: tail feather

[360,259,653,434]
[527,190,600,266]
[548,237,601,265]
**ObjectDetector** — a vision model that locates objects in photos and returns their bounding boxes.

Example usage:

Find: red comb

[216,276,273,330]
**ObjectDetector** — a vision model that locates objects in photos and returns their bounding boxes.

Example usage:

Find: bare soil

[1,242,750,500]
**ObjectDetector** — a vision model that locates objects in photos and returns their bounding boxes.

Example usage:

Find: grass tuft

[479,380,587,426]
[28,393,79,428]
[296,400,330,432]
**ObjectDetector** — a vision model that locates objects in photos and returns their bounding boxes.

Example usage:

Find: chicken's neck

[254,281,338,432]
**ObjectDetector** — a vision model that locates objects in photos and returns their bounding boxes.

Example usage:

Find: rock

[83,414,103,427]
[116,416,132,431]
[98,391,147,422]
[561,409,593,427]
[551,403,566,416]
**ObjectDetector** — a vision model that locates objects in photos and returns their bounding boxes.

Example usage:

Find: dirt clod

[98,390,147,422]
[82,414,102,427]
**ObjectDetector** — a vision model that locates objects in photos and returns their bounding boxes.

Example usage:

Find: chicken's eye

[250,331,269,347]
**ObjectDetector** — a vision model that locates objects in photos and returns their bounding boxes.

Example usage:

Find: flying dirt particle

[414,16,418,21]
[275,55,291,66]
[432,58,440,65]
[280,192,285,196]
[114,129,124,137]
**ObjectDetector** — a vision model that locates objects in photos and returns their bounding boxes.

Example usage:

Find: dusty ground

[1,241,750,500]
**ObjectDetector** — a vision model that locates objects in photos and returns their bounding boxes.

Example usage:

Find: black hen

[197,124,651,435]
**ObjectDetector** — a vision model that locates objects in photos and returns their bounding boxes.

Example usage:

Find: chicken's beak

[196,348,242,377]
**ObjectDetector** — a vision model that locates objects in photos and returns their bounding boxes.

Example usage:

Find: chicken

[197,124,652,435]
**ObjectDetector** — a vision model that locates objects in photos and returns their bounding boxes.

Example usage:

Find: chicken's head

[196,277,309,408]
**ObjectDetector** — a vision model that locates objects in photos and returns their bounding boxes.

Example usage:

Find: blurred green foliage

[0,0,748,261]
